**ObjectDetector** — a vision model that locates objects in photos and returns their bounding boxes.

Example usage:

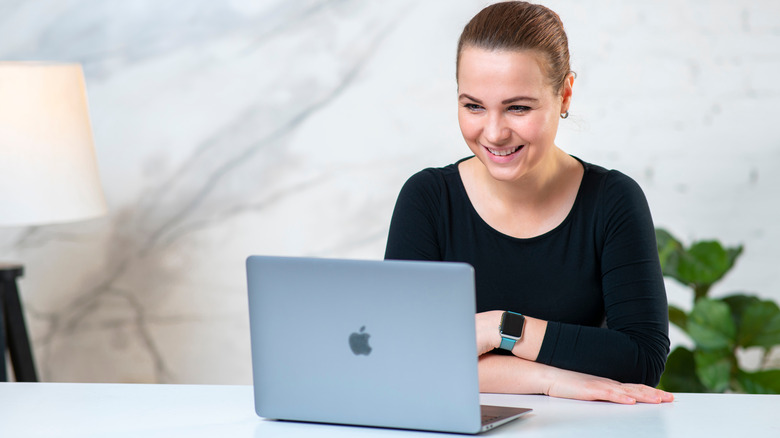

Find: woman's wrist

[510,316,546,361]
[478,354,555,395]
[476,311,547,360]
[475,310,503,356]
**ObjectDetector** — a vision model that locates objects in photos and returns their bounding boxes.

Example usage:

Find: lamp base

[0,263,38,382]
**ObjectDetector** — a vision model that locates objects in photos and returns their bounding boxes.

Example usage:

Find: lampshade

[0,62,107,227]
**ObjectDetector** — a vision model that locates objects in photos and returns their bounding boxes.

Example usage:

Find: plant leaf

[693,349,732,393]
[726,245,744,270]
[676,241,730,294]
[729,299,780,348]
[659,347,708,392]
[736,369,780,394]
[723,294,780,348]
[668,305,688,330]
[722,294,761,329]
[654,230,743,299]
[687,298,737,350]
[656,229,683,281]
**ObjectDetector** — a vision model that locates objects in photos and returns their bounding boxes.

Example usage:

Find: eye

[462,103,484,112]
[508,105,531,113]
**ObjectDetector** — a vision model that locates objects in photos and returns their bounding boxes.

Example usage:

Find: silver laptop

[246,255,531,434]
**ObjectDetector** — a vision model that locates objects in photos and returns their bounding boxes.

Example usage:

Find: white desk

[1,383,778,437]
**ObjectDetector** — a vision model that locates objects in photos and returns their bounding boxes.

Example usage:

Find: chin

[472,154,527,182]
[487,168,526,183]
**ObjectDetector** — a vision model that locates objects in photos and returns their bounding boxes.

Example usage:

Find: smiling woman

[385,1,673,405]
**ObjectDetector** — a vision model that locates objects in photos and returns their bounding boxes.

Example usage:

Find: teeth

[487,146,521,156]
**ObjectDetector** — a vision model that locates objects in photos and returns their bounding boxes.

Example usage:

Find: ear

[560,72,575,114]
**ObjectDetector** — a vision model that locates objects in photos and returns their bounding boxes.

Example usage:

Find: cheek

[458,111,475,140]
[515,113,556,142]
[457,112,480,141]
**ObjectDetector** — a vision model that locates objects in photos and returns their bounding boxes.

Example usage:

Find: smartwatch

[498,311,526,352]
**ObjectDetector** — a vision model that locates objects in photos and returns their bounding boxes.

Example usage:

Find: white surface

[0,383,778,437]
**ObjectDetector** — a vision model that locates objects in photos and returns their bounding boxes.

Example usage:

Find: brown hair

[456,1,571,93]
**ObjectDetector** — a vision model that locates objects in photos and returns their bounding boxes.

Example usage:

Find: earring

[560,111,569,119]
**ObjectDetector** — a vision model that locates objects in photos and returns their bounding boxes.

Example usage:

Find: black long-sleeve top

[384,157,669,386]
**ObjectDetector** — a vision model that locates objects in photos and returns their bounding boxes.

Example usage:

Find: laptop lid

[246,255,488,434]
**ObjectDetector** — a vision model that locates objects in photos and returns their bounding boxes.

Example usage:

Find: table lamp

[0,62,107,382]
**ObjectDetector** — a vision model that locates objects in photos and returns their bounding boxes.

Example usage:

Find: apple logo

[349,326,372,356]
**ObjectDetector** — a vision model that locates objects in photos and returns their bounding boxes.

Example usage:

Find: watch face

[501,312,525,337]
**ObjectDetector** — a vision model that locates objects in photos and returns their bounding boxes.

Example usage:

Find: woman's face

[457,47,572,183]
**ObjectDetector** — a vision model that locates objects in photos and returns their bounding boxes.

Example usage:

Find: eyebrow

[458,93,539,104]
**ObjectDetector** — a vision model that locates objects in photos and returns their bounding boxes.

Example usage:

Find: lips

[486,145,523,156]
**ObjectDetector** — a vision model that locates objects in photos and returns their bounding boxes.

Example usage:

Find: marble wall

[1,0,779,383]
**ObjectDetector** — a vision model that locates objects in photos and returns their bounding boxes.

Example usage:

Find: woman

[385,1,673,404]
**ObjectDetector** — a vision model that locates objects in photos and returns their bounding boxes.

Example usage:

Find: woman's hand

[478,354,674,405]
[475,311,503,356]
[543,366,674,405]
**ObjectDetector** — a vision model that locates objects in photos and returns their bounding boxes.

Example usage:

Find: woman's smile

[484,144,526,165]
[486,145,524,157]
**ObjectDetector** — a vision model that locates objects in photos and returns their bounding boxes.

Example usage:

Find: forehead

[457,47,550,96]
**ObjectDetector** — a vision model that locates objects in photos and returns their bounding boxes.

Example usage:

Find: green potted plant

[656,228,780,393]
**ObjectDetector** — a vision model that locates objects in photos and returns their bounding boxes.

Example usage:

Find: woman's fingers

[545,368,674,405]
[621,384,674,404]
[588,382,673,405]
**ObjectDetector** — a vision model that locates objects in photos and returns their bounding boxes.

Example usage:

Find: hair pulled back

[457,1,571,93]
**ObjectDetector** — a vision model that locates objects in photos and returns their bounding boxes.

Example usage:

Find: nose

[484,113,511,145]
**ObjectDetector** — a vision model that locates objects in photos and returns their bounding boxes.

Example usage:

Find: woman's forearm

[478,352,549,394]
[477,310,667,386]
[478,354,674,405]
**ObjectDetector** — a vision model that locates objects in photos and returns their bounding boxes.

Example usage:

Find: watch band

[499,336,517,351]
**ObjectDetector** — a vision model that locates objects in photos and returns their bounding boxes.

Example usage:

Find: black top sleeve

[385,170,444,261]
[536,172,670,385]
[385,159,669,386]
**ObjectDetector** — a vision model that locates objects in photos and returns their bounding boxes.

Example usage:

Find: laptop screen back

[246,256,483,433]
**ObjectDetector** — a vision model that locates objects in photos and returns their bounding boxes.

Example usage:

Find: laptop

[246,255,531,434]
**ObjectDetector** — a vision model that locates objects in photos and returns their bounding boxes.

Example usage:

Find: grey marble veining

[1,0,779,383]
[3,0,419,383]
